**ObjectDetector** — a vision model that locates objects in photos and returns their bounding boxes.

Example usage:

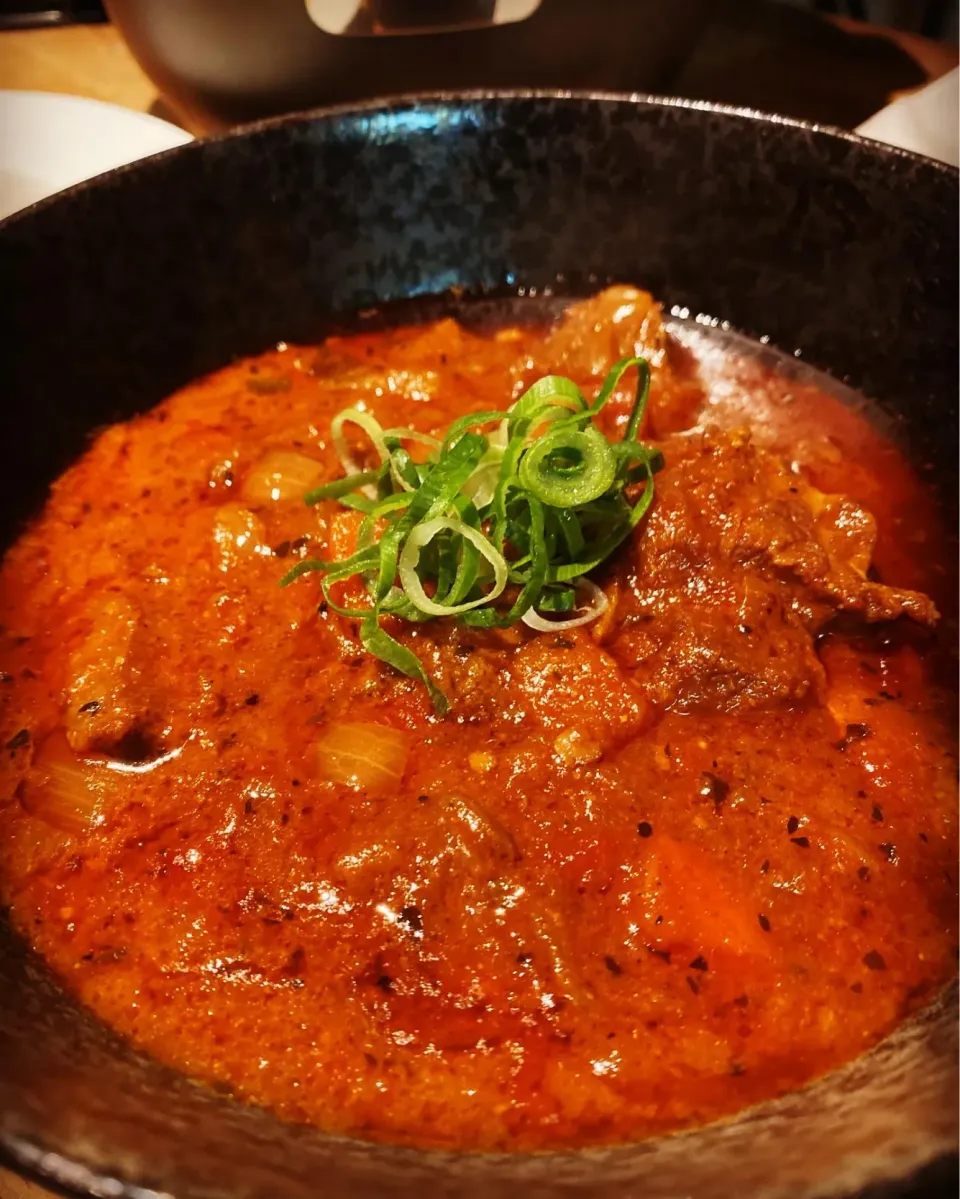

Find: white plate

[856,68,959,167]
[0,89,193,221]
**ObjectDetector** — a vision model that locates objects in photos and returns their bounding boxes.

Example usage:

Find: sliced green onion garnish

[303,469,380,506]
[518,425,616,508]
[331,408,391,497]
[282,355,662,713]
[398,516,509,616]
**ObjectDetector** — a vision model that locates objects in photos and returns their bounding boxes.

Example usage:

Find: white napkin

[855,68,959,167]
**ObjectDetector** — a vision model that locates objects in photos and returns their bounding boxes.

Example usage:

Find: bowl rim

[0,86,956,234]
[1,87,957,1199]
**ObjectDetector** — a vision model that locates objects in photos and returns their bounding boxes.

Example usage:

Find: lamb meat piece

[609,430,937,714]
[718,434,937,627]
[518,286,704,437]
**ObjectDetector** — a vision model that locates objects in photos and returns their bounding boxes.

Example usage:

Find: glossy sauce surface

[0,289,955,1150]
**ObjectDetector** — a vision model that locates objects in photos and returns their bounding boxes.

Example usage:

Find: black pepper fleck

[871,804,883,822]
[790,836,810,849]
[604,955,623,975]
[689,955,708,972]
[863,950,886,971]
[786,815,800,835]
[760,859,769,874]
[647,946,671,964]
[375,974,393,992]
[5,728,29,750]
[700,772,730,806]
[758,913,771,932]
[78,700,101,714]
[686,976,700,994]
[637,821,653,838]
[837,722,871,751]
[418,794,430,803]
[398,906,423,933]
[857,866,871,882]
[244,693,260,707]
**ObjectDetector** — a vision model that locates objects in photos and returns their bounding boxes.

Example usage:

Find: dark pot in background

[1,92,957,1199]
[102,0,706,128]
[102,0,926,131]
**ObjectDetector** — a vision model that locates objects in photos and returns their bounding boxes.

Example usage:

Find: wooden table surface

[0,17,957,132]
[0,15,955,1199]
[0,21,198,131]
[0,1176,45,1199]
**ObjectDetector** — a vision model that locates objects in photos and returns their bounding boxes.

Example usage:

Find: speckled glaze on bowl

[0,93,957,1199]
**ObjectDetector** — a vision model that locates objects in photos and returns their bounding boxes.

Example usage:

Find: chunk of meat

[328,793,586,1047]
[726,441,937,626]
[611,430,937,714]
[634,837,774,961]
[543,286,667,381]
[508,630,651,747]
[312,316,523,417]
[65,595,145,753]
[64,590,201,758]
[821,636,956,807]
[522,286,704,437]
[438,793,522,874]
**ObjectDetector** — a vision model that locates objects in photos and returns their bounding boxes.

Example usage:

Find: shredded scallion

[281,356,663,714]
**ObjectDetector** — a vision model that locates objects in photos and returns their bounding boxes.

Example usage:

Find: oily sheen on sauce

[0,288,955,1151]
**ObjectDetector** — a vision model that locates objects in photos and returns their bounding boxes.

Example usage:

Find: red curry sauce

[0,288,955,1150]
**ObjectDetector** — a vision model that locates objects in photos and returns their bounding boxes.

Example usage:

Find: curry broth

[0,289,955,1150]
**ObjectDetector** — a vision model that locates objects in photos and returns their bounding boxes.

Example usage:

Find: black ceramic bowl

[1,93,957,1199]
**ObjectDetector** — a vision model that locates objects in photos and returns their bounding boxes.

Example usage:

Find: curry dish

[0,288,955,1150]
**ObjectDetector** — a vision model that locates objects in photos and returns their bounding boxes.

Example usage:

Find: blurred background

[0,0,956,132]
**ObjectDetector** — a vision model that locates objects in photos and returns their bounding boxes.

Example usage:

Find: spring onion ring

[282,355,663,713]
[521,578,609,632]
[399,517,509,616]
[331,408,391,498]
